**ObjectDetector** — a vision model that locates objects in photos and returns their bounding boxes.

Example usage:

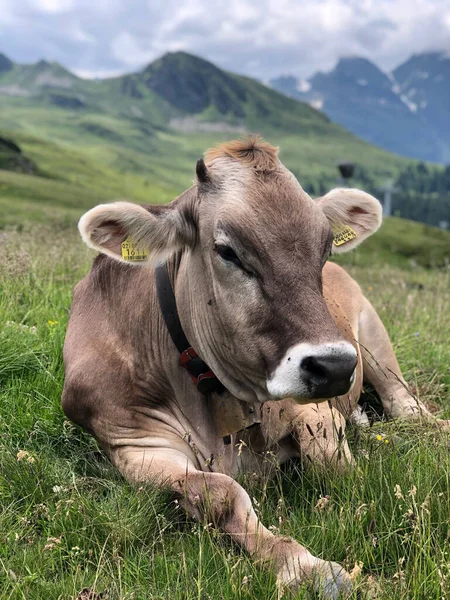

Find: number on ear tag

[121,238,149,261]
[332,225,357,247]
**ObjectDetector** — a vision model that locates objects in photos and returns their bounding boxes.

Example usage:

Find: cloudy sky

[0,0,449,80]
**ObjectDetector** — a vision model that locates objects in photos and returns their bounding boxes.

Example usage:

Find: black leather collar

[155,261,224,396]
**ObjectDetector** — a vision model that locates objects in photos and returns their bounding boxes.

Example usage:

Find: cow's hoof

[317,562,353,599]
[277,560,353,599]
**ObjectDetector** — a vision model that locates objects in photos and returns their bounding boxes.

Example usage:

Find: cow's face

[79,139,382,404]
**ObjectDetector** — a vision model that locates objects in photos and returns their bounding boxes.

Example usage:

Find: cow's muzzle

[299,350,357,398]
[266,341,358,401]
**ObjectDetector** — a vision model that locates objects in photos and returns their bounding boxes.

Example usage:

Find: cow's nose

[300,350,357,398]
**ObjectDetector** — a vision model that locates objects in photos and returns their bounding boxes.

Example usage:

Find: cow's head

[79,138,382,403]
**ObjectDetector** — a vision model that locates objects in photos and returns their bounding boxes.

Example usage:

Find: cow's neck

[161,253,262,440]
[156,257,222,395]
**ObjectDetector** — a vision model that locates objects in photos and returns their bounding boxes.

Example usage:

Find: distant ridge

[0,49,335,136]
[2,48,447,162]
[2,48,447,164]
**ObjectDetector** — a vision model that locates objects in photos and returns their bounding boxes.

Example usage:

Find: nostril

[301,356,328,382]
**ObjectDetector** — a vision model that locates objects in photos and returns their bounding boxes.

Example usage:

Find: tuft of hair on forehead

[204,136,280,173]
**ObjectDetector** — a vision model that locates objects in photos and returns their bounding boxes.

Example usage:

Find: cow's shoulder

[323,261,365,329]
[323,261,362,295]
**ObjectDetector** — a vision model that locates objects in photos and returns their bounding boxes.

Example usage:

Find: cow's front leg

[112,445,352,599]
[359,297,449,428]
[291,402,354,470]
[261,400,354,471]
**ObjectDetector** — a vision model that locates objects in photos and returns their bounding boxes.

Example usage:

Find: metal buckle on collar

[179,347,198,367]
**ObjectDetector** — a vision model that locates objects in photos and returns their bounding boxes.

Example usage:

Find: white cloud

[111,32,157,67]
[66,23,95,44]
[0,0,449,79]
[310,98,324,110]
[33,0,74,13]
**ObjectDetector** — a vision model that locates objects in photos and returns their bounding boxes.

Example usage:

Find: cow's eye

[214,244,243,268]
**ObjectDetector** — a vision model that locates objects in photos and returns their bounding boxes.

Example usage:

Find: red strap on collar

[179,348,218,388]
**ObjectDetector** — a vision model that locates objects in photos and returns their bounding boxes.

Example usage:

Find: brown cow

[62,138,446,599]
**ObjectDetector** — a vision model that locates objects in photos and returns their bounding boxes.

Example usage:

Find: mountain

[0,51,333,132]
[270,53,450,164]
[0,57,77,93]
[140,51,249,115]
[0,50,411,194]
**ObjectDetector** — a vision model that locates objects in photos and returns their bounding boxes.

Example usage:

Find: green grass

[0,220,449,599]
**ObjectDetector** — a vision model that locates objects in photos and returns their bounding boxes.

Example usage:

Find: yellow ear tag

[121,238,149,261]
[332,225,357,247]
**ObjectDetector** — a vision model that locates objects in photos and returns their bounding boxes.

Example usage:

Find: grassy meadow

[1,145,450,600]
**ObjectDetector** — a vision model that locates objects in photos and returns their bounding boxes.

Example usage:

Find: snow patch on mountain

[400,94,417,113]
[310,98,323,110]
[296,79,311,93]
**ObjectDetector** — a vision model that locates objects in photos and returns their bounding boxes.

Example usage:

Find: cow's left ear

[316,188,382,253]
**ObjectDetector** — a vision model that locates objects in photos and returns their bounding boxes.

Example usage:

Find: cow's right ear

[78,200,196,264]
